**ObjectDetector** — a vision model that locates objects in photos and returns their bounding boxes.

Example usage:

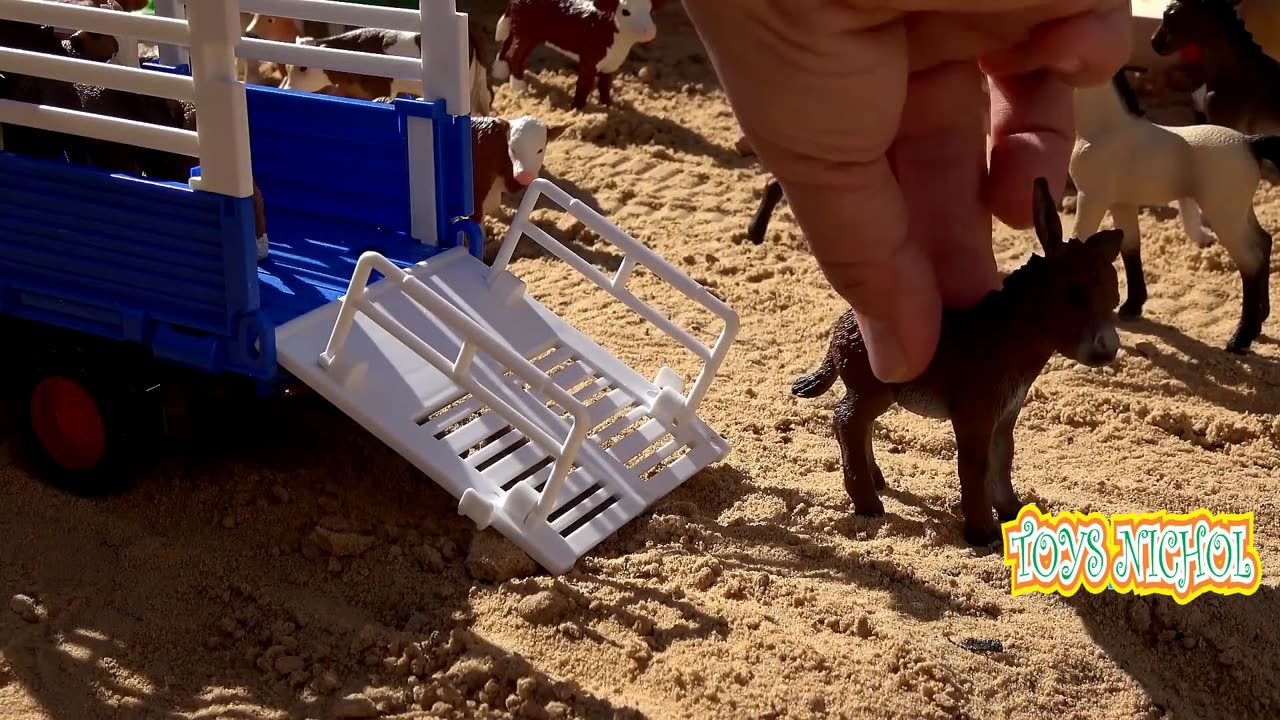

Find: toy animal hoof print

[1070,69,1274,354]
[793,178,1123,546]
[494,0,658,110]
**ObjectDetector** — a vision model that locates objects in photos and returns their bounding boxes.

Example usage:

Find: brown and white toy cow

[245,13,303,44]
[469,115,567,223]
[281,26,492,114]
[241,13,302,86]
[492,0,657,110]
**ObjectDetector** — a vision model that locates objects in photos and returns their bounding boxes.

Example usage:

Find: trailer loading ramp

[274,179,739,574]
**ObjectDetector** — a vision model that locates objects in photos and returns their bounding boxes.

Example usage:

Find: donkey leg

[865,432,886,491]
[747,178,784,244]
[1111,204,1147,318]
[833,388,892,517]
[597,72,613,106]
[989,413,1022,523]
[1214,210,1272,353]
[953,418,999,546]
[572,64,599,110]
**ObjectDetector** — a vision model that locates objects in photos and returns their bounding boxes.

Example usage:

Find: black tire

[14,348,161,497]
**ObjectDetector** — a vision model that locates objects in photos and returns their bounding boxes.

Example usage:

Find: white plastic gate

[275,179,739,574]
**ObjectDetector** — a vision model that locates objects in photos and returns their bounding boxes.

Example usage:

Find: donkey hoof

[1118,300,1145,319]
[1226,329,1258,354]
[852,499,885,518]
[964,525,1001,548]
[996,503,1024,524]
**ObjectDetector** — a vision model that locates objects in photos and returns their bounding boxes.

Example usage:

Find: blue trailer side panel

[245,86,412,235]
[0,152,269,378]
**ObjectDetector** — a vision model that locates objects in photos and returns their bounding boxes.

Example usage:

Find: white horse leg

[1071,191,1108,240]
[1111,204,1147,319]
[1199,201,1272,353]
[1178,198,1217,248]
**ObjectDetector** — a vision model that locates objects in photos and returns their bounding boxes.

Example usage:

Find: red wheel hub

[30,376,106,472]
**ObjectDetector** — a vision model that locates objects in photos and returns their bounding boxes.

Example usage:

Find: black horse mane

[1110,69,1145,117]
[1185,0,1270,61]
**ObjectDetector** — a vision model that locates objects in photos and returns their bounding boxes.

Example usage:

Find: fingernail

[1052,56,1083,75]
[859,316,912,383]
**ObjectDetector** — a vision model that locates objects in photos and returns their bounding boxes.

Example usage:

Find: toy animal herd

[0,0,672,262]
[1,0,1276,547]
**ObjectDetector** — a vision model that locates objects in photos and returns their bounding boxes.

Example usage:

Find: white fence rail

[182,0,472,115]
[0,0,190,44]
[0,46,195,100]
[240,0,421,32]
[0,0,474,197]
[238,37,421,81]
[0,0,251,197]
[490,179,741,416]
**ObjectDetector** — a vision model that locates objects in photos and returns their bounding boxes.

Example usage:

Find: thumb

[683,0,940,382]
[779,171,942,384]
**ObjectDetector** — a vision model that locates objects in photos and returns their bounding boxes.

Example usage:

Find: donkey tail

[1247,134,1280,171]
[792,348,838,399]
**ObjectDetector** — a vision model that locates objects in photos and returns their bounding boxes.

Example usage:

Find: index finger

[684,0,944,383]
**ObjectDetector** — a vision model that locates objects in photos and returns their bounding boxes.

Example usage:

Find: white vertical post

[117,35,140,68]
[419,0,469,115]
[153,0,189,66]
[407,115,438,245]
[185,0,253,199]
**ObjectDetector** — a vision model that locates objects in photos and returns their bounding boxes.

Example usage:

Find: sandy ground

[4,3,1280,719]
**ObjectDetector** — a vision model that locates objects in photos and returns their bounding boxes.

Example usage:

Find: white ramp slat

[276,183,737,574]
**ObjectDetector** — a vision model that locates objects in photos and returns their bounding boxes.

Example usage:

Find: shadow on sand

[0,385,654,719]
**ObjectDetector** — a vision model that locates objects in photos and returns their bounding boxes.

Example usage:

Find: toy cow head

[608,0,658,43]
[64,0,125,62]
[245,14,303,44]
[507,116,568,186]
[280,37,331,94]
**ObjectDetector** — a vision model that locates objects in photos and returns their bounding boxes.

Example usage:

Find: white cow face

[614,0,657,43]
[506,116,567,186]
[280,37,330,93]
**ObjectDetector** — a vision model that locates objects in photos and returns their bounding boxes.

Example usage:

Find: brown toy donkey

[792,178,1124,546]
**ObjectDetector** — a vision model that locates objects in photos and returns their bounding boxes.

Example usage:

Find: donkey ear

[1031,177,1064,255]
[1086,228,1124,264]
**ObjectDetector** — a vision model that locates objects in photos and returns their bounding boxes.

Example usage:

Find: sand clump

[1,2,1279,720]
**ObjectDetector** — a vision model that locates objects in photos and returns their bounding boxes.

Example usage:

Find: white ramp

[274,179,739,574]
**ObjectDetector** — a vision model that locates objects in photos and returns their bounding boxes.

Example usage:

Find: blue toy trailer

[0,0,739,575]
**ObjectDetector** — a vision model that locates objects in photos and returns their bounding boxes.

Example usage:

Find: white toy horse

[1070,69,1277,354]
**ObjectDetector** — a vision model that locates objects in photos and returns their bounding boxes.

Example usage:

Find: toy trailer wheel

[15,359,160,497]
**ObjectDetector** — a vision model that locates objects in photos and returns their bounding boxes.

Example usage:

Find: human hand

[683,0,1130,382]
